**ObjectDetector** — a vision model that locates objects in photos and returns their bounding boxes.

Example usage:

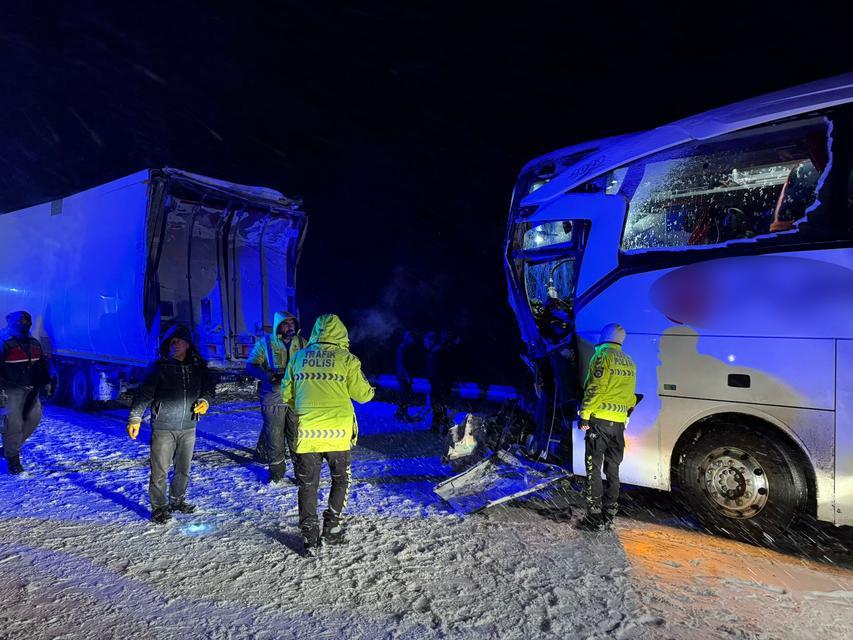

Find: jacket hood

[6,310,32,325]
[159,324,200,359]
[273,310,300,334]
[308,314,349,349]
[271,310,301,349]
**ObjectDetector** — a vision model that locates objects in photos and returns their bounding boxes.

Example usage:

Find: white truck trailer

[0,167,307,409]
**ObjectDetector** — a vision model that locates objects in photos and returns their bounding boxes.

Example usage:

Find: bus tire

[69,364,93,412]
[674,423,808,542]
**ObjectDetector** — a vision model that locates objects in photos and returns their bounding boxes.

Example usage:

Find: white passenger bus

[504,73,853,538]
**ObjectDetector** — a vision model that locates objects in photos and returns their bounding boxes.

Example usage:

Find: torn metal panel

[434,445,569,514]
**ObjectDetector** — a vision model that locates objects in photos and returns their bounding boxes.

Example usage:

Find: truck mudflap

[434,445,569,514]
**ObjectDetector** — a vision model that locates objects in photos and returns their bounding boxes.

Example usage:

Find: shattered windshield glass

[524,258,575,342]
[522,220,573,249]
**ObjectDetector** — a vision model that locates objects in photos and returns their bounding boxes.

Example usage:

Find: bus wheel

[69,365,93,411]
[674,424,808,542]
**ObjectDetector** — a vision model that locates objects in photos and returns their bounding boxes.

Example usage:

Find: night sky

[1,2,850,384]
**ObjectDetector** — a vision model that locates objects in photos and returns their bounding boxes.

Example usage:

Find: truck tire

[69,365,93,411]
[43,360,66,405]
[674,422,808,543]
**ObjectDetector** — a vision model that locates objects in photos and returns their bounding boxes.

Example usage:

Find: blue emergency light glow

[180,522,215,536]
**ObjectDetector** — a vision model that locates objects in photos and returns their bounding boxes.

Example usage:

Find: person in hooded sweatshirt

[126,325,215,524]
[282,314,374,556]
[1,311,51,475]
[246,311,307,484]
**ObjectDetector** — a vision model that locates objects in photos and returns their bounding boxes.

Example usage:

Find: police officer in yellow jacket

[246,311,307,483]
[577,323,636,531]
[282,314,374,555]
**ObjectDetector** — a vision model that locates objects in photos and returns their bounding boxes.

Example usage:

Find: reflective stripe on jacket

[246,311,307,397]
[579,344,637,423]
[282,314,374,453]
[0,335,50,389]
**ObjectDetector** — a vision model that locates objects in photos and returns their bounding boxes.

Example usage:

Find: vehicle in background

[0,168,307,409]
[505,73,853,538]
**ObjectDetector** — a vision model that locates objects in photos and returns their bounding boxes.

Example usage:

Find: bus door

[509,216,589,459]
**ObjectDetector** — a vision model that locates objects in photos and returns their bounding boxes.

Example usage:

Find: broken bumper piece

[434,445,569,514]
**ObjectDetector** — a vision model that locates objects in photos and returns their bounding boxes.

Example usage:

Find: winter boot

[269,472,286,485]
[577,512,606,532]
[303,531,322,558]
[170,499,197,514]
[322,523,346,546]
[151,507,172,524]
[7,456,24,475]
[603,506,618,529]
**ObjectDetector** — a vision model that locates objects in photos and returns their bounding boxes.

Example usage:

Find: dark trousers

[259,392,297,476]
[429,382,452,431]
[149,428,196,509]
[295,450,352,541]
[395,375,412,415]
[1,386,41,460]
[584,417,625,514]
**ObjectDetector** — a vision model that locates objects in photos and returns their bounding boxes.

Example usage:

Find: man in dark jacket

[1,311,51,474]
[245,311,307,483]
[126,325,215,524]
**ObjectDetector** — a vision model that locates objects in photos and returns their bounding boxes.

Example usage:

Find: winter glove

[126,418,141,440]
[192,399,210,416]
[351,416,359,447]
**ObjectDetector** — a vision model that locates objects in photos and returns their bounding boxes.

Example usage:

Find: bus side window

[617,116,832,252]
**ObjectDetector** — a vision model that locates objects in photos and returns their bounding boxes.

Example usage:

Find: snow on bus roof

[521,72,853,208]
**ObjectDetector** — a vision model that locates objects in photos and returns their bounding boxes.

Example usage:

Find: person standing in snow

[394,330,418,422]
[282,314,374,555]
[245,311,307,484]
[425,331,456,434]
[576,323,637,531]
[0,311,51,475]
[126,325,215,524]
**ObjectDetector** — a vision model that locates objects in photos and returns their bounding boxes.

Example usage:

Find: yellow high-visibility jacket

[282,314,375,453]
[579,343,637,423]
[247,311,307,396]
[247,311,307,371]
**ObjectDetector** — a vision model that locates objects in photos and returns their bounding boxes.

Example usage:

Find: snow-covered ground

[1,398,852,639]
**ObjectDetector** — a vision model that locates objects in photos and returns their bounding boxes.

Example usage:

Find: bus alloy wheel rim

[700,446,769,518]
